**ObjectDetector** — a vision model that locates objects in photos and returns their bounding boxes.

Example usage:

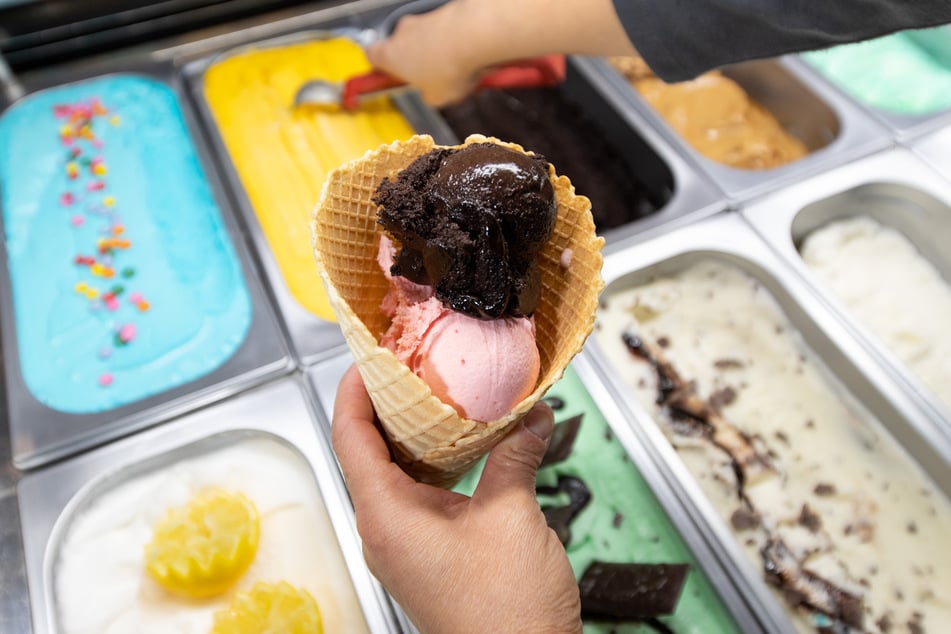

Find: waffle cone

[312,134,604,488]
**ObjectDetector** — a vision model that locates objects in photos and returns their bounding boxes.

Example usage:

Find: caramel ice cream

[609,57,808,170]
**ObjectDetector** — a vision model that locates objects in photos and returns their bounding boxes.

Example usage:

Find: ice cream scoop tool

[294,55,566,109]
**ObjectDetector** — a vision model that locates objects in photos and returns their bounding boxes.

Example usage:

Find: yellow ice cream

[204,38,416,321]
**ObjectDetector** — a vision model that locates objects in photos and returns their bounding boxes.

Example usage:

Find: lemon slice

[144,488,260,598]
[210,581,323,634]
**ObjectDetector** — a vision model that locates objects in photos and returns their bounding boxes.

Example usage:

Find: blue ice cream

[0,75,251,413]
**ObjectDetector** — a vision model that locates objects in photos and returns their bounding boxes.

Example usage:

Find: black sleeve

[612,0,951,81]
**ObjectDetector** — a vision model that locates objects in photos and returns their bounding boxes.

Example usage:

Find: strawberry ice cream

[378,235,539,422]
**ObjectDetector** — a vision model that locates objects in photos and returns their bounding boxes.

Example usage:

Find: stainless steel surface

[17,376,399,634]
[0,52,25,104]
[584,212,951,634]
[586,55,892,203]
[910,123,951,183]
[305,354,770,633]
[0,60,294,471]
[786,54,951,143]
[741,148,951,434]
[0,491,32,634]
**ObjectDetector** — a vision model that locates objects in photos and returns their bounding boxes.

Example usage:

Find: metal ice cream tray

[741,148,951,434]
[0,59,293,472]
[583,55,892,203]
[581,211,951,634]
[305,354,770,634]
[17,376,401,634]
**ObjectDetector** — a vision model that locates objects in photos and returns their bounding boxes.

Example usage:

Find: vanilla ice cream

[53,436,369,634]
[800,215,951,414]
[594,259,951,633]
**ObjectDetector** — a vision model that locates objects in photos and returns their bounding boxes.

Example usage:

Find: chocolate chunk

[708,386,737,410]
[730,507,761,531]
[761,538,864,630]
[713,358,745,370]
[579,562,689,620]
[876,613,892,632]
[541,414,583,468]
[539,476,592,546]
[656,336,670,348]
[813,483,837,496]
[798,504,822,533]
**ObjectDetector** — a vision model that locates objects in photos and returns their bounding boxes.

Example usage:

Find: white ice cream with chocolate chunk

[53,437,369,634]
[594,259,951,634]
[800,215,951,413]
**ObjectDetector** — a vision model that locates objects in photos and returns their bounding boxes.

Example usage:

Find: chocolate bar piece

[579,562,690,620]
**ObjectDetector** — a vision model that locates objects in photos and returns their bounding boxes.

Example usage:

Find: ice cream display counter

[1,0,950,632]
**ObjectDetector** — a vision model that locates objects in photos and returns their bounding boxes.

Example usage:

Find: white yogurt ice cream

[53,436,370,634]
[594,259,951,633]
[800,215,951,413]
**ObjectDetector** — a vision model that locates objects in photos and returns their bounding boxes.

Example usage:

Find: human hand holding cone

[312,134,604,487]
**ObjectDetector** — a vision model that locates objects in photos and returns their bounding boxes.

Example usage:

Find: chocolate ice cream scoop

[374,142,557,319]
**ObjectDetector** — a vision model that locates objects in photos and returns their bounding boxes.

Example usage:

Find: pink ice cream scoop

[378,235,540,422]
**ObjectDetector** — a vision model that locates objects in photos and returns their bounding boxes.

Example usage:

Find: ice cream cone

[312,134,604,487]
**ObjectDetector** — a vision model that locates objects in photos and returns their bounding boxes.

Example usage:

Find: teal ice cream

[804,27,951,115]
[456,366,738,633]
[0,75,251,413]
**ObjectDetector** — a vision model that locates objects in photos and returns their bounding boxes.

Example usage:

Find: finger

[473,401,553,503]
[332,365,402,501]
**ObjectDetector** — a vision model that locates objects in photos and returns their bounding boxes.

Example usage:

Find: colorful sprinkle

[58,96,151,388]
[117,323,136,344]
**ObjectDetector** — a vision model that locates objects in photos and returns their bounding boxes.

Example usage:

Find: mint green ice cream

[455,366,738,633]
[804,27,951,115]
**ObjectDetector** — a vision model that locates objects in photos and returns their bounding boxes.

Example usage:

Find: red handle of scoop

[340,54,567,110]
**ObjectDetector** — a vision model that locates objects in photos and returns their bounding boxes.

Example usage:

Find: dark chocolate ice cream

[439,87,664,231]
[374,142,556,319]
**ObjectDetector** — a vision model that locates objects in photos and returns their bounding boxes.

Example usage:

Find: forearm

[444,0,637,72]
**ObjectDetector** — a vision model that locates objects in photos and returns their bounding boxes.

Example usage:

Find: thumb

[473,402,554,502]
